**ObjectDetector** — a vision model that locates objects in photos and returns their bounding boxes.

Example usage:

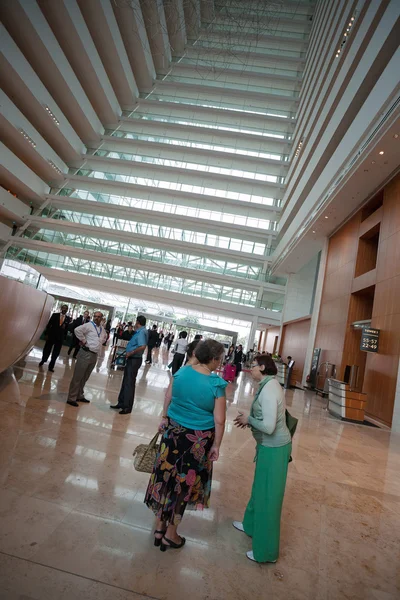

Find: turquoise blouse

[168,365,227,430]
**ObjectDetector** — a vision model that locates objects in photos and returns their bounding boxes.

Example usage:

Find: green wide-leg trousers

[243,442,292,563]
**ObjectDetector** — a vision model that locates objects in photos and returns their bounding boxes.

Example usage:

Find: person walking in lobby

[233,344,244,378]
[39,304,71,372]
[145,339,227,551]
[67,310,90,358]
[66,311,107,407]
[110,315,148,414]
[171,331,188,374]
[233,354,292,563]
[145,324,159,364]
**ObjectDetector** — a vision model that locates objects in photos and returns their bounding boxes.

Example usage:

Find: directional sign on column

[360,327,379,353]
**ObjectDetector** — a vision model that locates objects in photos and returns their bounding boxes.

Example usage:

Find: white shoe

[246,551,276,563]
[232,521,245,532]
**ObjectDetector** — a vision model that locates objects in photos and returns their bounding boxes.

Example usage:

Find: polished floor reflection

[1,343,400,600]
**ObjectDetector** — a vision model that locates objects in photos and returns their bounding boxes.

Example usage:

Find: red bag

[223,364,236,382]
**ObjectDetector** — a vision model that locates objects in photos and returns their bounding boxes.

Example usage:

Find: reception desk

[327,379,367,422]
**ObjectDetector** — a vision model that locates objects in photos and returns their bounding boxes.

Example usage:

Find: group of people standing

[144,343,293,564]
[37,306,293,563]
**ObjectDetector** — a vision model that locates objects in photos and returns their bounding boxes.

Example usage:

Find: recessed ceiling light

[394,134,399,139]
[324,216,329,219]
[312,230,316,233]
[379,151,384,155]
[371,160,375,164]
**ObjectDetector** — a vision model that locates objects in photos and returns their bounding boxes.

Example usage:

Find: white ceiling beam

[164,0,187,56]
[78,0,139,109]
[139,0,172,73]
[38,0,122,126]
[72,155,285,199]
[183,0,200,39]
[44,194,277,244]
[97,137,289,177]
[11,237,274,293]
[0,25,84,163]
[200,0,214,24]
[0,0,103,143]
[0,89,67,184]
[0,188,30,225]
[112,0,156,93]
[0,142,49,205]
[62,174,280,219]
[26,215,266,266]
[153,80,299,113]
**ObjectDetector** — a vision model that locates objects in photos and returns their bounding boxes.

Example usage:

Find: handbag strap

[148,432,160,448]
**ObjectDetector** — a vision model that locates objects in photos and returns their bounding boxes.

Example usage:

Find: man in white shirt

[66,311,107,407]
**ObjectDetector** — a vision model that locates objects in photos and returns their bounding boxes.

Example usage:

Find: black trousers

[68,334,80,358]
[42,338,63,368]
[171,352,185,375]
[146,345,156,363]
[117,357,142,411]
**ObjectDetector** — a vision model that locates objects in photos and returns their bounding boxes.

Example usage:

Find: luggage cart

[110,339,129,369]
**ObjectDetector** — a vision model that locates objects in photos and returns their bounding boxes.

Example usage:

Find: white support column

[248,317,258,351]
[302,238,329,387]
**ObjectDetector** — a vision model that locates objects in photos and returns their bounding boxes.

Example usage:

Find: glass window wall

[136,96,295,119]
[126,112,290,139]
[43,206,270,255]
[25,228,264,281]
[57,188,278,229]
[8,247,261,308]
[89,149,284,184]
[75,170,280,207]
[106,129,289,161]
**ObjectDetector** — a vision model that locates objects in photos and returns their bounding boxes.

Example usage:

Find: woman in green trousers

[234,354,292,563]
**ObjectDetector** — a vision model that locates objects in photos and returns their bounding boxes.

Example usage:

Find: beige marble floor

[0,343,400,600]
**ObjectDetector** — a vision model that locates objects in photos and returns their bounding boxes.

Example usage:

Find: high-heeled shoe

[154,530,166,547]
[160,536,186,552]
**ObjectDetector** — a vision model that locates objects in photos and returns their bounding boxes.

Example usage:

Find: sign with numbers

[360,327,379,353]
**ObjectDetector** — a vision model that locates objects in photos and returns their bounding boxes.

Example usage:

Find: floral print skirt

[144,418,215,525]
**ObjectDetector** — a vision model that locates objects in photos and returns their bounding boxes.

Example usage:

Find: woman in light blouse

[234,354,292,563]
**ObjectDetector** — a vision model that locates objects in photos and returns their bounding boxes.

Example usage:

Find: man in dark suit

[67,310,91,358]
[39,304,71,372]
[145,324,159,364]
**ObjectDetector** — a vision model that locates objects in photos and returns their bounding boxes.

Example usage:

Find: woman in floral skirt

[145,339,227,551]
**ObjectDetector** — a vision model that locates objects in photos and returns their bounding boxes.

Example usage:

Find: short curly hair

[195,339,225,364]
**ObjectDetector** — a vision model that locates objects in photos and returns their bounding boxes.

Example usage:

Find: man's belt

[81,346,97,354]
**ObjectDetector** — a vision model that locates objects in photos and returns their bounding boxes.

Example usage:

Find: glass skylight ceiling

[8,0,316,315]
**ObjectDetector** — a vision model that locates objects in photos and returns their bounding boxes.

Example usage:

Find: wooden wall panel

[364,174,400,425]
[265,326,280,354]
[280,318,311,385]
[315,172,400,426]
